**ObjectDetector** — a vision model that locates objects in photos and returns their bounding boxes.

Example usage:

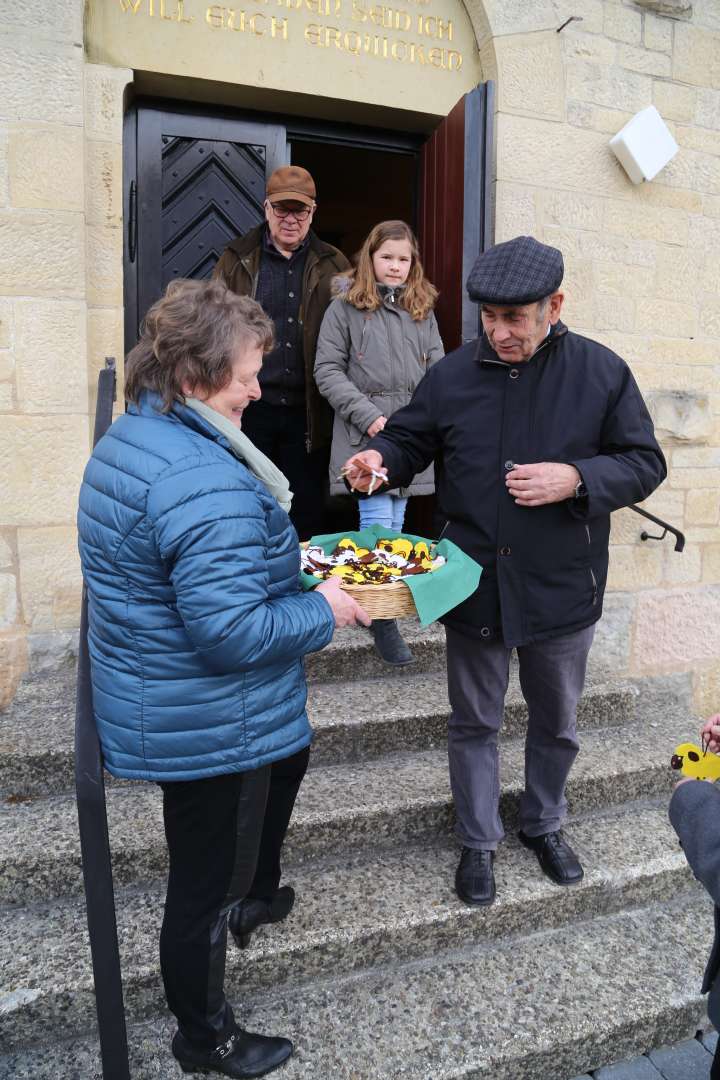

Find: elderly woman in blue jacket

[77,279,368,1079]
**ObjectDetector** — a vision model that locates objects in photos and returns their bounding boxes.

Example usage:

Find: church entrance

[123,88,493,534]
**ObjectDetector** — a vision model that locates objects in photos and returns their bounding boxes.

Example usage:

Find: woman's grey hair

[125,278,274,412]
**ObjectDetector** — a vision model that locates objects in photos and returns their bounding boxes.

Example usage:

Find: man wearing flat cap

[344,235,666,905]
[213,166,349,948]
[214,164,350,539]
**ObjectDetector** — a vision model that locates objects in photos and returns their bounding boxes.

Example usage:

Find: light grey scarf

[185,397,293,513]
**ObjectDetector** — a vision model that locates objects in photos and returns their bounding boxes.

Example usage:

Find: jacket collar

[226,224,339,263]
[475,320,568,367]
[130,390,231,449]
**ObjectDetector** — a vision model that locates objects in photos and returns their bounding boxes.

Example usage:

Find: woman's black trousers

[159,766,271,1048]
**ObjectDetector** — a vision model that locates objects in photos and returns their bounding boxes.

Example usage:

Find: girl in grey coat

[314,220,444,664]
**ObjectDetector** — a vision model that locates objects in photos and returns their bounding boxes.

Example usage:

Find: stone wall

[0,0,130,705]
[0,0,718,713]
[466,0,720,710]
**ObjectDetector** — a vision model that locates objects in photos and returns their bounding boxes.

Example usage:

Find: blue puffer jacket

[77,391,334,782]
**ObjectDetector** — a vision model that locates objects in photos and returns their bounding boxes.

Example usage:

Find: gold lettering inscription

[271,15,289,35]
[206,3,225,24]
[417,14,452,38]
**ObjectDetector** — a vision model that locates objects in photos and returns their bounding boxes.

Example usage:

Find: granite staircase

[0,624,712,1080]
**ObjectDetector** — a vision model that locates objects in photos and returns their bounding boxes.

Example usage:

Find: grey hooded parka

[314,283,444,497]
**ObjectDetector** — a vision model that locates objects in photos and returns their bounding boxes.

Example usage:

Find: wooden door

[124,103,288,346]
[418,81,495,351]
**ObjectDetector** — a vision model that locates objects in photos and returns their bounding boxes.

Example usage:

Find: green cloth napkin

[299,524,482,627]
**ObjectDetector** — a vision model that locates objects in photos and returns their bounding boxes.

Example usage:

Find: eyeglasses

[268,203,313,222]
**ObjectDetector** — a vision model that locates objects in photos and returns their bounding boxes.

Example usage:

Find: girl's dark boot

[370,619,413,665]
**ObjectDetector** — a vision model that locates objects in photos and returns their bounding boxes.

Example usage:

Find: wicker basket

[301,543,418,619]
[339,578,417,620]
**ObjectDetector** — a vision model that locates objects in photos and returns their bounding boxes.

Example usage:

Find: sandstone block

[0,632,29,710]
[0,297,12,350]
[700,301,720,343]
[610,506,649,545]
[0,38,83,126]
[693,663,720,718]
[0,572,18,630]
[596,261,654,297]
[14,298,87,414]
[631,587,720,673]
[603,4,642,44]
[567,100,634,134]
[86,225,123,306]
[703,544,720,584]
[84,64,133,143]
[542,190,604,231]
[642,487,686,523]
[635,0,691,17]
[495,32,565,121]
[0,382,14,411]
[603,197,688,245]
[0,352,13,384]
[693,0,720,30]
[663,544,701,586]
[632,364,719,401]
[0,0,83,43]
[689,212,720,254]
[673,23,720,90]
[0,532,14,569]
[561,258,595,328]
[566,57,652,112]
[577,229,656,267]
[633,181,702,212]
[643,12,673,52]
[654,245,702,300]
[616,43,672,78]
[696,88,720,131]
[494,182,539,243]
[476,0,555,37]
[653,80,696,123]
[646,339,720,370]
[8,125,84,212]
[17,526,83,632]
[672,448,720,468]
[0,415,88,527]
[636,300,698,340]
[649,390,712,444]
[0,210,84,298]
[594,293,635,332]
[607,542,663,591]
[0,125,8,208]
[686,488,720,526]
[497,114,629,196]
[85,140,123,227]
[562,30,616,65]
[670,468,720,492]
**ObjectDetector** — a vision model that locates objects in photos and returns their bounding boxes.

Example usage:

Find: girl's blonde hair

[339,220,438,322]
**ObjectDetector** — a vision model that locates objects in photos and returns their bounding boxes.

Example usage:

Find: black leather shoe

[228,886,295,950]
[455,846,496,906]
[172,1027,292,1077]
[370,619,414,665]
[518,829,584,886]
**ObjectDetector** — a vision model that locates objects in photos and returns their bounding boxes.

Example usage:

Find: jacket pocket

[589,566,598,606]
[344,418,365,447]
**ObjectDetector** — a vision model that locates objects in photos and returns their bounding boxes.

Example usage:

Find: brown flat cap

[266,166,316,207]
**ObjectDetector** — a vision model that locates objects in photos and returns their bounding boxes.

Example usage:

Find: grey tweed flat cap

[466,236,564,306]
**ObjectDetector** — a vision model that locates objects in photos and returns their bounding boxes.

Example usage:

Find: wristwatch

[574,478,587,499]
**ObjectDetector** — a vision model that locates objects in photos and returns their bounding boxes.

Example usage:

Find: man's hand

[367,416,387,438]
[341,450,388,493]
[701,714,720,754]
[506,463,581,507]
[315,576,372,628]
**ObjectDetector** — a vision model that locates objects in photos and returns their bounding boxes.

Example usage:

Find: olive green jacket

[213,225,350,450]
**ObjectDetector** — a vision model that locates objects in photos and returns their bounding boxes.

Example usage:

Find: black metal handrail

[75,358,131,1080]
[630,504,685,552]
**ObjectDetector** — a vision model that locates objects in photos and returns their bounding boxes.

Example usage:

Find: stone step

[0,661,636,795]
[0,712,685,906]
[0,887,710,1079]
[0,799,693,1051]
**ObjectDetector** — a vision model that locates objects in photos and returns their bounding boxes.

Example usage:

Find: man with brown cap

[343,235,666,908]
[213,166,349,955]
[213,164,350,539]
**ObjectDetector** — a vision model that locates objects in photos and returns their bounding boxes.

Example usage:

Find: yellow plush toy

[671,742,720,782]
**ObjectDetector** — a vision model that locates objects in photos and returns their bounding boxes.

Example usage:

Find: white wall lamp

[609,105,679,184]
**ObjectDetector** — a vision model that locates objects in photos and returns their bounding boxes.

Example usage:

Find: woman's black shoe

[172,1028,293,1077]
[228,886,295,950]
[370,619,414,665]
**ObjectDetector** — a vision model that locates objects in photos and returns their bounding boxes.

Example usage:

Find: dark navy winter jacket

[368,323,667,647]
[77,391,334,782]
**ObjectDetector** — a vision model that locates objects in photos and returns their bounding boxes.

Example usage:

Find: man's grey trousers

[446,623,595,850]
